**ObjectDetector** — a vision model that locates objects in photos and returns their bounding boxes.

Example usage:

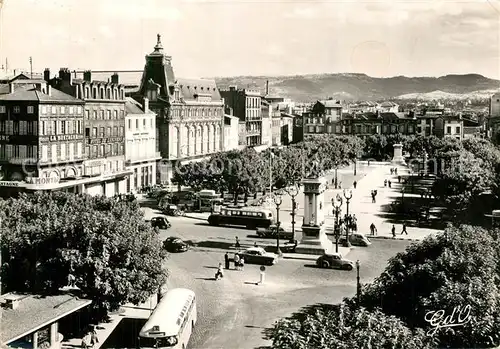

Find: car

[150,216,171,229]
[338,233,372,247]
[316,253,355,270]
[240,247,278,266]
[163,237,189,252]
[256,225,294,240]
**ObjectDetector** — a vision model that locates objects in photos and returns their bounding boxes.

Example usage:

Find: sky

[1,0,500,79]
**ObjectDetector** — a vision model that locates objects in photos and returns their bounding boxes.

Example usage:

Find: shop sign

[0,181,21,187]
[25,177,60,185]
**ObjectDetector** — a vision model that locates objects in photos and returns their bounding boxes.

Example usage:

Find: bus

[207,207,274,229]
[138,288,197,349]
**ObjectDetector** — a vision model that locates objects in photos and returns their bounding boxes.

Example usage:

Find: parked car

[256,225,294,240]
[316,253,354,270]
[150,216,171,229]
[240,247,278,266]
[280,240,298,253]
[163,237,189,252]
[338,233,372,247]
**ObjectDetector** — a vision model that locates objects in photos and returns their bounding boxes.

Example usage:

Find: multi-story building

[260,100,272,146]
[133,35,224,184]
[341,111,417,139]
[292,115,304,143]
[124,97,161,192]
[49,68,131,196]
[280,113,294,145]
[302,100,343,137]
[378,101,399,113]
[434,115,463,140]
[220,86,262,146]
[223,115,240,151]
[488,93,500,139]
[0,79,87,196]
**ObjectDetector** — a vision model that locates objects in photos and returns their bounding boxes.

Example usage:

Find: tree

[364,134,387,160]
[360,225,500,348]
[269,302,435,349]
[432,151,493,222]
[0,192,168,317]
[171,160,212,192]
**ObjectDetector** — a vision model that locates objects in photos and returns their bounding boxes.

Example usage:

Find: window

[60,106,66,114]
[41,106,47,114]
[69,106,74,114]
[92,127,97,137]
[447,126,451,134]
[77,143,82,157]
[113,143,118,155]
[456,126,460,134]
[13,106,20,113]
[113,126,117,136]
[78,120,82,134]
[60,121,66,134]
[100,145,104,156]
[136,119,139,129]
[128,119,131,129]
[113,110,118,119]
[0,106,5,113]
[51,106,57,114]
[143,119,146,128]
[85,145,90,157]
[106,144,111,156]
[107,110,111,119]
[100,110,104,119]
[51,144,57,162]
[92,145,98,157]
[27,106,34,114]
[120,110,124,118]
[13,121,19,135]
[77,106,82,114]
[100,127,104,137]
[41,145,48,161]
[69,143,74,160]
[93,111,97,119]
[107,127,111,136]
[60,143,66,160]
[120,126,124,136]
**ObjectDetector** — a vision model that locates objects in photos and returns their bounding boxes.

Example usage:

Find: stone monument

[295,163,333,255]
[392,143,405,164]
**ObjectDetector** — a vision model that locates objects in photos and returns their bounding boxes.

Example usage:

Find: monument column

[392,143,405,164]
[295,175,333,255]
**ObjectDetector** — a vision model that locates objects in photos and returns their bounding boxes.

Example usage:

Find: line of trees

[171,135,364,202]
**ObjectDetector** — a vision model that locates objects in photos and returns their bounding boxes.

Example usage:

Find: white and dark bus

[138,288,197,349]
[207,207,274,229]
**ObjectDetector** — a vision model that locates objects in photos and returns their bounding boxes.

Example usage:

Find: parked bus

[207,207,274,229]
[138,288,197,349]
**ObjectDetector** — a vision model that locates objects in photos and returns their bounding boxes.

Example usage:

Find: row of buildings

[0,35,295,196]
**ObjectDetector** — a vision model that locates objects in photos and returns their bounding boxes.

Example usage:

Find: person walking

[81,331,92,349]
[254,241,258,247]
[395,168,398,175]
[398,175,401,183]
[353,180,357,189]
[391,225,396,238]
[371,190,376,203]
[388,180,392,188]
[384,179,387,187]
[401,223,408,235]
[352,214,358,232]
[215,263,224,280]
[370,223,377,236]
[390,168,394,175]
[224,252,230,270]
[235,236,240,249]
[240,256,245,271]
[90,327,98,348]
[234,253,240,270]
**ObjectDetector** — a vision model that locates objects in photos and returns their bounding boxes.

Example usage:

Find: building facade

[220,86,262,146]
[124,97,161,192]
[302,100,343,137]
[133,35,224,184]
[0,80,87,195]
[223,115,240,151]
[50,68,131,196]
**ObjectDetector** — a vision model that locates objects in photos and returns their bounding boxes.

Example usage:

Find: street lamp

[272,190,283,257]
[334,167,338,189]
[284,183,300,242]
[332,194,343,253]
[343,189,353,247]
[356,260,361,306]
[353,157,357,176]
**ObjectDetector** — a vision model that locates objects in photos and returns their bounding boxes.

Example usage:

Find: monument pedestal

[295,225,333,255]
[392,143,406,165]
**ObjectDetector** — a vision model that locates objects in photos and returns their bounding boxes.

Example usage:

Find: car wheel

[321,260,330,268]
[344,264,353,271]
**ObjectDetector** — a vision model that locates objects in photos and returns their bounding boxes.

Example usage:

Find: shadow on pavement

[100,317,146,349]
[303,264,319,268]
[203,265,219,269]
[195,277,217,281]
[189,240,237,250]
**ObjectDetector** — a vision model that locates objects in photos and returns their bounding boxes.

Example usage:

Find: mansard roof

[177,78,221,101]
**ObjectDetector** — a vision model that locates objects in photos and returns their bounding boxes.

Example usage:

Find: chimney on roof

[83,70,92,82]
[58,68,72,85]
[4,297,20,310]
[229,85,237,92]
[47,85,52,96]
[144,97,149,112]
[44,68,50,82]
[265,80,269,96]
[9,83,14,94]
[111,73,119,84]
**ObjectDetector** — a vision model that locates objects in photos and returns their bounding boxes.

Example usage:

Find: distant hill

[213,73,500,102]
[396,89,500,101]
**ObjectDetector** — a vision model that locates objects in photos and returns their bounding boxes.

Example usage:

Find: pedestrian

[235,236,240,249]
[352,214,358,232]
[90,326,98,347]
[390,168,394,175]
[388,180,392,188]
[81,331,92,349]
[398,175,401,183]
[254,241,258,247]
[370,223,377,235]
[224,252,230,269]
[368,160,371,166]
[240,256,245,271]
[391,225,396,238]
[395,168,398,175]
[234,253,240,270]
[401,224,408,235]
[384,179,387,187]
[371,191,376,203]
[215,262,224,280]
[353,180,357,189]
[339,181,342,189]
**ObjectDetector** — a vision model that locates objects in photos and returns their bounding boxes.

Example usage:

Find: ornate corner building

[132,35,225,184]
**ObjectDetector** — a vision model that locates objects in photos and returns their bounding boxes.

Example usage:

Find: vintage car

[240,247,278,266]
[316,253,355,270]
[163,236,189,253]
[338,233,372,247]
[255,225,294,240]
[150,216,172,229]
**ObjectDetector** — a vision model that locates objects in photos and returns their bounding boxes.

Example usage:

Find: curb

[368,235,421,242]
[282,255,318,261]
[183,215,208,221]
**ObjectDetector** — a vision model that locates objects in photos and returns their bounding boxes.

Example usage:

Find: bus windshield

[139,336,178,348]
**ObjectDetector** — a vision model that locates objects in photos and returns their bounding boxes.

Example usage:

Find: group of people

[216,251,246,280]
[81,326,99,349]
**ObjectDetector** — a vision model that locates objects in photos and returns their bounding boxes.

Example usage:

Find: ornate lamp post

[343,189,353,247]
[332,194,343,253]
[356,260,361,306]
[285,183,300,242]
[353,157,357,176]
[272,190,283,256]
